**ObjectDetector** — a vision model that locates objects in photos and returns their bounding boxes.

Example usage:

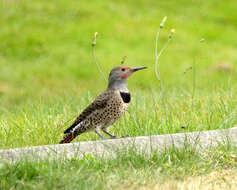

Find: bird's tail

[60,122,86,144]
[59,133,76,144]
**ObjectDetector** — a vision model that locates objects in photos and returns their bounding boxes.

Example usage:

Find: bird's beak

[131,66,148,72]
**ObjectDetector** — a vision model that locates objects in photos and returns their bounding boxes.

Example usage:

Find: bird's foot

[101,135,128,140]
[120,135,129,138]
[108,135,128,139]
[101,136,117,140]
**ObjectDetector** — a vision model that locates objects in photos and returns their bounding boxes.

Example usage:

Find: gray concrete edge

[1,127,237,163]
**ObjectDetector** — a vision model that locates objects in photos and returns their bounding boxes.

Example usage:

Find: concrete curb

[1,127,237,162]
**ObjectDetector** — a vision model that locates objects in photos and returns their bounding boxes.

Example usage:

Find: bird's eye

[121,68,126,72]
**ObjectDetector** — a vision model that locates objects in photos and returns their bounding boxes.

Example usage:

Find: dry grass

[0,83,10,94]
[211,62,234,72]
[119,170,237,190]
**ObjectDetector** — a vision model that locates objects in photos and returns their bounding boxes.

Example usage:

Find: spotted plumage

[60,65,147,144]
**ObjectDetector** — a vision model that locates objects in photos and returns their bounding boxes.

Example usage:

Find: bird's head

[108,65,147,90]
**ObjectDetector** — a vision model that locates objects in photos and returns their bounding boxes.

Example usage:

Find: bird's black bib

[120,92,131,103]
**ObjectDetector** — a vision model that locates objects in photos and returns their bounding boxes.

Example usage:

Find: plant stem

[92,33,106,81]
[191,57,196,111]
[155,35,172,124]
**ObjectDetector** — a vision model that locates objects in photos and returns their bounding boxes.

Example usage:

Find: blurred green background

[0,0,236,148]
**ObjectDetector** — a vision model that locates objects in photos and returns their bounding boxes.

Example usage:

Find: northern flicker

[59,65,147,144]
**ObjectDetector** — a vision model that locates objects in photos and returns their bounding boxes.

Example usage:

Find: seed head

[160,16,167,28]
[169,28,176,39]
[121,52,127,65]
[94,32,98,38]
[200,38,205,43]
[92,32,99,46]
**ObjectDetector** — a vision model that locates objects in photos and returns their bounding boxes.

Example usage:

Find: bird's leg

[94,128,106,140]
[101,128,117,139]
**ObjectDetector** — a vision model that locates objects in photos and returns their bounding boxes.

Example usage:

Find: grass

[0,0,237,188]
[0,90,236,149]
[0,0,237,149]
[1,144,237,190]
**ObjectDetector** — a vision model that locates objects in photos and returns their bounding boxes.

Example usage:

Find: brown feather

[63,90,114,134]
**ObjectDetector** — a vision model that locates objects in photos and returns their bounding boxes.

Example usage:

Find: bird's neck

[107,81,128,92]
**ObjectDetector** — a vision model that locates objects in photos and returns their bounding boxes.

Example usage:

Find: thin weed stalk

[191,39,205,111]
[154,16,175,125]
[191,57,196,111]
[92,32,106,81]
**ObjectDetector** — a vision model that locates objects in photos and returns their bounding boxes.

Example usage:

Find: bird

[59,65,147,144]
